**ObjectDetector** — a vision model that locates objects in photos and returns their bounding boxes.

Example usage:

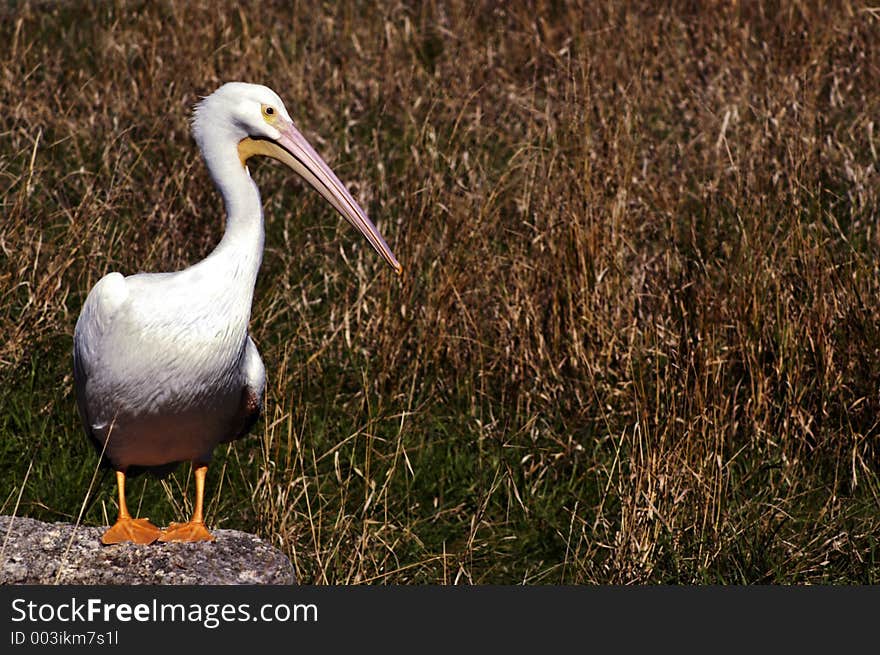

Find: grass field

[2,1,880,583]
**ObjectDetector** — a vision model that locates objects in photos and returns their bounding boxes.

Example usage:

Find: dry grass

[2,0,880,583]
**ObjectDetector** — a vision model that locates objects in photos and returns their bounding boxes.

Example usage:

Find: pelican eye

[261,104,277,122]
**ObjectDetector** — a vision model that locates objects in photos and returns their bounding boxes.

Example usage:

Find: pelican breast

[74,268,253,469]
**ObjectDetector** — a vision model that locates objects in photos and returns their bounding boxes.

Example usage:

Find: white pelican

[73,82,401,545]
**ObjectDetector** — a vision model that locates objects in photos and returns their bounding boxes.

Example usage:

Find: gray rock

[0,515,295,585]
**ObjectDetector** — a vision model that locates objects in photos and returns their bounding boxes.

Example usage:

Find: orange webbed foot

[101,517,162,545]
[159,521,215,543]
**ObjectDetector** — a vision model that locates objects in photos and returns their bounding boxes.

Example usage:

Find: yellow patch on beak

[237,137,291,169]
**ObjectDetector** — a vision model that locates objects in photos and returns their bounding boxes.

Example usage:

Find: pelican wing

[73,272,131,443]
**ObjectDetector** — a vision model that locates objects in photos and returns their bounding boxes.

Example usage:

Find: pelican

[73,82,401,545]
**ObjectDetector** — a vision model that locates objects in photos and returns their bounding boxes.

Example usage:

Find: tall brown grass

[2,1,880,583]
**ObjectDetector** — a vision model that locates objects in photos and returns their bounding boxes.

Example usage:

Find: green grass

[3,1,880,583]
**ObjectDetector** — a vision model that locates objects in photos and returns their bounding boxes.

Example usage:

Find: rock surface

[0,515,295,585]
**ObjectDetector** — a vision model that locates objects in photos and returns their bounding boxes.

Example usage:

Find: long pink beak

[276,121,402,275]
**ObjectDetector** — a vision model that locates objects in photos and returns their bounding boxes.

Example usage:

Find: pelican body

[73,82,401,544]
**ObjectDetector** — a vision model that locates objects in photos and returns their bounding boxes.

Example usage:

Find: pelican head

[192,82,401,274]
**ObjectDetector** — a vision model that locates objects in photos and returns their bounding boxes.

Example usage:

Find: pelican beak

[239,121,402,275]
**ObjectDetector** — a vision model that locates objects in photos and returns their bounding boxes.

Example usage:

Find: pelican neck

[198,138,266,294]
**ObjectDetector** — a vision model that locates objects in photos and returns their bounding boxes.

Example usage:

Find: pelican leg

[101,470,162,545]
[159,465,215,543]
